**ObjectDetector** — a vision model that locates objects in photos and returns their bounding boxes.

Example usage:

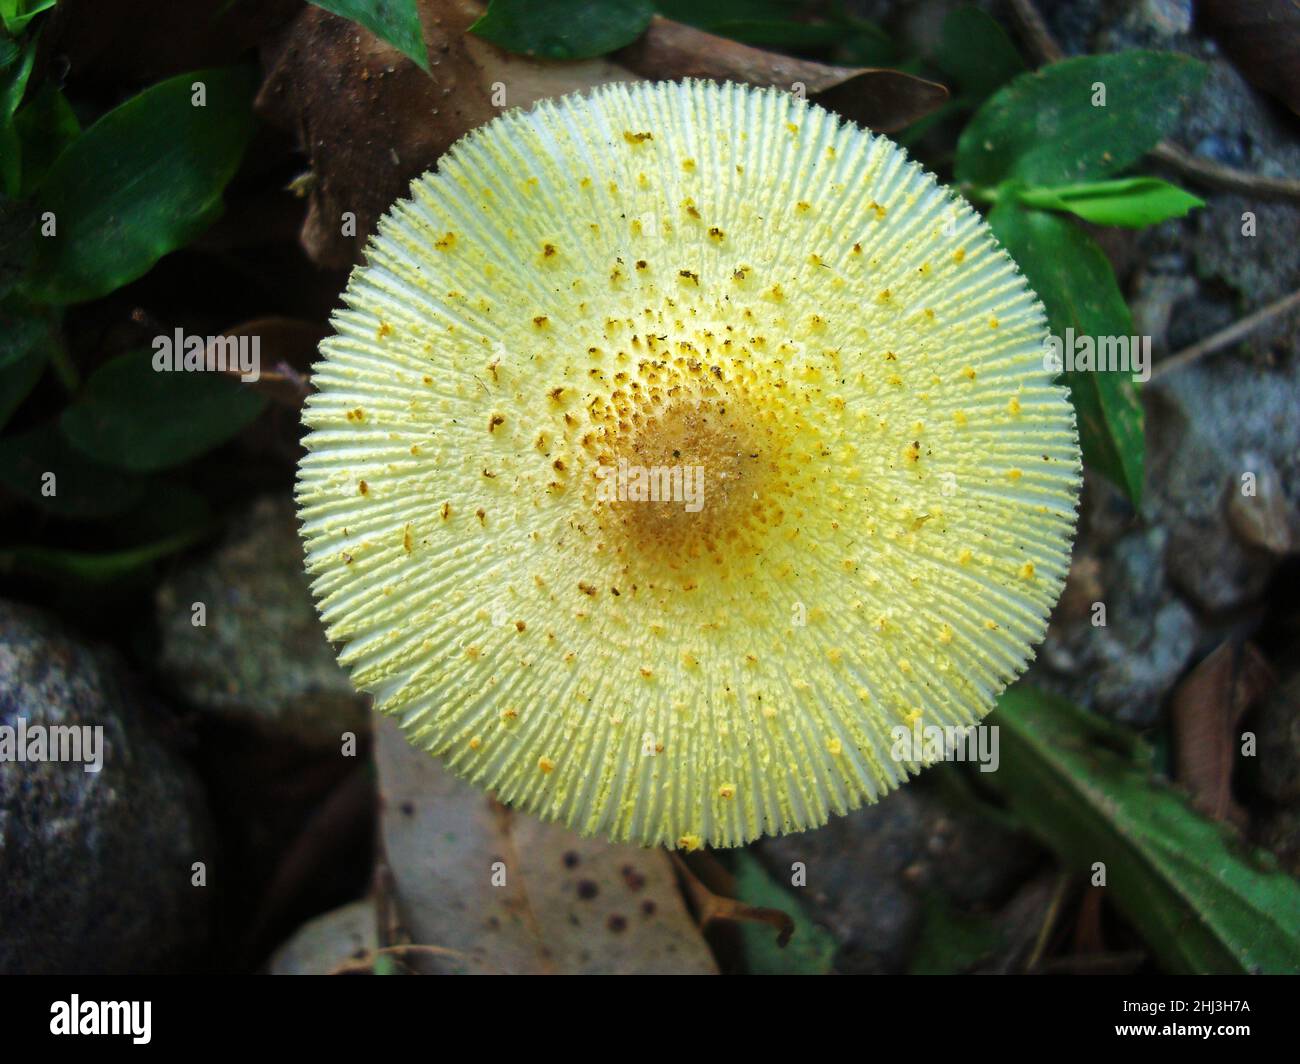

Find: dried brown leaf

[1170,640,1274,827]
[257,3,947,267]
[213,317,326,407]
[670,851,794,947]
[256,0,638,267]
[374,715,717,974]
[616,16,948,133]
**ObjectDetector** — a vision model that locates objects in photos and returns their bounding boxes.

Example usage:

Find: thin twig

[328,943,482,976]
[1151,288,1300,382]
[1025,871,1072,972]
[1149,143,1300,202]
[1006,0,1300,201]
[1007,0,1062,62]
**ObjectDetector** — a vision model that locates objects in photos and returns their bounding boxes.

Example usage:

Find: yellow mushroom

[297,80,1080,849]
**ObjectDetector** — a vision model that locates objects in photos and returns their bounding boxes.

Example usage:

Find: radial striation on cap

[297,79,1081,849]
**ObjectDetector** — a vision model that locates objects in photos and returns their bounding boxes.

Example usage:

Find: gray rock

[0,601,213,973]
[1225,454,1293,556]
[1147,358,1300,614]
[755,777,1037,973]
[155,496,369,747]
[1042,0,1300,364]
[1129,268,1197,355]
[1036,528,1201,724]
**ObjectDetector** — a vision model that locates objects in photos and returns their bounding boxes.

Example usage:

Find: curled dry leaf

[1170,640,1274,828]
[1200,0,1300,115]
[374,716,717,975]
[212,317,327,407]
[670,851,794,948]
[268,898,377,975]
[257,2,947,267]
[617,16,948,133]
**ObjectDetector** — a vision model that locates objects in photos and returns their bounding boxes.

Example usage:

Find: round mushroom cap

[297,79,1081,849]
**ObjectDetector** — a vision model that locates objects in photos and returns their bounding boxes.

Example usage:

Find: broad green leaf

[0,291,54,370]
[908,891,1002,974]
[0,0,56,36]
[989,202,1144,506]
[471,0,653,60]
[0,422,145,518]
[956,51,1206,189]
[993,686,1300,974]
[734,852,837,975]
[0,197,36,298]
[0,33,35,196]
[308,1,428,71]
[60,348,266,473]
[109,479,213,547]
[13,79,78,194]
[21,66,257,305]
[1016,177,1204,228]
[833,30,897,68]
[934,5,1025,104]
[697,18,844,49]
[654,0,794,24]
[0,531,205,585]
[655,0,893,61]
[0,294,56,426]
[0,343,44,429]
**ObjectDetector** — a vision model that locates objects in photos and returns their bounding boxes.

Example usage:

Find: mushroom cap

[297,79,1080,849]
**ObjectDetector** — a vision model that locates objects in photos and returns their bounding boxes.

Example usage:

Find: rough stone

[1147,358,1300,615]
[155,496,369,747]
[1037,528,1201,724]
[0,601,214,973]
[755,777,1037,973]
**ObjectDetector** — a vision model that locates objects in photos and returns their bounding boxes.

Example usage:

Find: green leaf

[0,33,35,196]
[13,79,79,195]
[956,51,1206,189]
[653,0,793,25]
[988,202,1144,506]
[934,5,1025,104]
[0,197,37,299]
[0,296,51,428]
[471,0,653,60]
[0,0,57,36]
[993,686,1300,974]
[0,422,145,518]
[908,891,1002,974]
[1016,176,1204,229]
[20,66,257,305]
[308,1,428,71]
[60,348,266,473]
[733,851,837,975]
[696,18,843,49]
[654,0,894,61]
[108,479,212,547]
[0,531,204,585]
[0,345,44,429]
[0,290,55,370]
